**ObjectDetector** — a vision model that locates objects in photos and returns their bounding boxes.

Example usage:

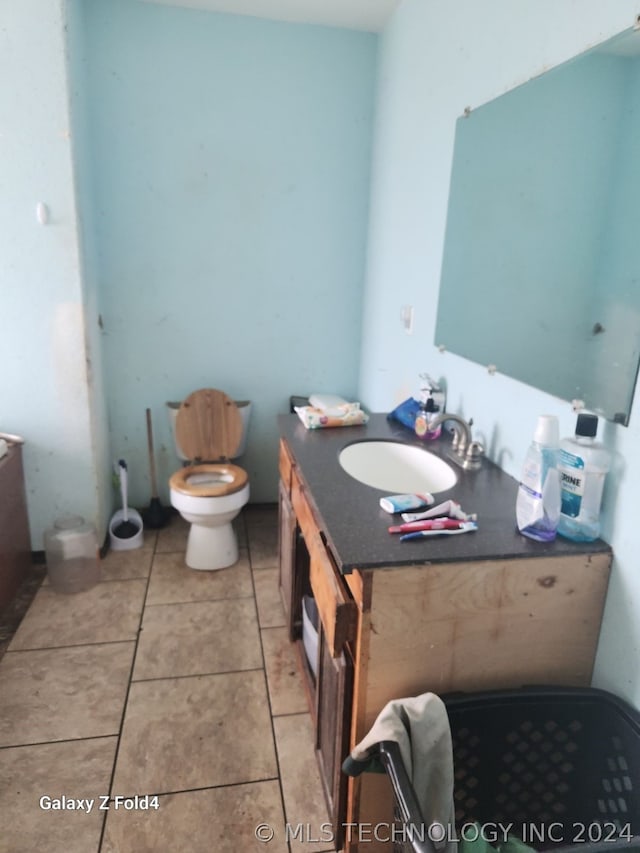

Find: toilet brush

[141,408,172,529]
[113,460,140,539]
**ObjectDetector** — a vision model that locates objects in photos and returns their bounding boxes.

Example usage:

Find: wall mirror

[435,24,640,425]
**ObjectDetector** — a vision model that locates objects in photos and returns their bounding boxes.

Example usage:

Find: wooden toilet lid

[175,389,242,461]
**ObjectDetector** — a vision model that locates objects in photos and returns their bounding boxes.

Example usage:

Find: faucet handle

[463,440,484,471]
[451,416,473,452]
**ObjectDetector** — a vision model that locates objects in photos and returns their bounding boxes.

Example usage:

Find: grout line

[0,732,119,752]
[105,775,282,802]
[246,511,294,853]
[130,666,264,685]
[269,709,312,720]
[97,524,160,852]
[41,573,152,587]
[4,638,138,655]
[143,592,255,608]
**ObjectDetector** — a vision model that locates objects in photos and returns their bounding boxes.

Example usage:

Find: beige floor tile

[248,523,279,569]
[133,597,262,680]
[244,504,278,528]
[0,643,134,747]
[261,626,308,716]
[99,548,154,581]
[0,737,117,853]
[9,580,146,651]
[253,568,286,628]
[40,539,154,590]
[112,670,277,795]
[146,551,253,605]
[105,531,157,556]
[155,515,189,554]
[273,714,334,853]
[102,780,288,853]
[235,513,248,547]
[0,504,322,851]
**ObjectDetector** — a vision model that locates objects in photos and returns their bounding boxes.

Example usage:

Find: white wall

[359,0,640,706]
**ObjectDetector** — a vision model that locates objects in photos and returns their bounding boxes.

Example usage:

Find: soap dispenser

[415,375,444,440]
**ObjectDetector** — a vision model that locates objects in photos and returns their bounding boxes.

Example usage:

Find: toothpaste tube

[400,521,478,541]
[379,493,435,514]
[401,499,476,523]
[389,518,467,534]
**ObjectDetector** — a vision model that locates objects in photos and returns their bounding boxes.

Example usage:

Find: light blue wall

[80,0,377,506]
[358,0,640,706]
[66,0,113,546]
[0,0,104,548]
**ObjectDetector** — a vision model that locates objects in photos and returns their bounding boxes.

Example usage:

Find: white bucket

[109,508,144,551]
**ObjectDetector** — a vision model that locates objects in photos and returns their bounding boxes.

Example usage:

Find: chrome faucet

[427,412,484,471]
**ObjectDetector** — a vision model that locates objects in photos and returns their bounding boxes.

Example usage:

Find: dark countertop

[278,413,612,573]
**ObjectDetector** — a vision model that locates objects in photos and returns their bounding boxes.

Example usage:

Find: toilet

[168,389,251,571]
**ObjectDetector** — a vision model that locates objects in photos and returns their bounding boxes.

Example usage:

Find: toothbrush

[400,522,478,541]
[388,518,469,534]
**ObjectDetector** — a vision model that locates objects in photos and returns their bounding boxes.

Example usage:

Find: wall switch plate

[401,305,414,334]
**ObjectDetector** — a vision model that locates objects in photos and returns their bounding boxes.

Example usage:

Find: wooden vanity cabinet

[343,553,612,850]
[278,439,356,850]
[0,444,32,613]
[278,437,612,852]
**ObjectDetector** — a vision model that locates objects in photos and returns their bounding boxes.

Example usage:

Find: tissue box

[294,403,369,429]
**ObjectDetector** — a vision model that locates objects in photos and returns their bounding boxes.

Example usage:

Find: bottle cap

[576,413,598,438]
[534,414,559,446]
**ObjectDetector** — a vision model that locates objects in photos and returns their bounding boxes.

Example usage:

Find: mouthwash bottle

[516,415,561,542]
[557,413,610,542]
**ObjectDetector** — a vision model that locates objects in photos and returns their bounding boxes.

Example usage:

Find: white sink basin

[338,440,457,494]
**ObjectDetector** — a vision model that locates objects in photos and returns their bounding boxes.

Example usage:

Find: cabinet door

[0,446,31,611]
[292,472,356,657]
[316,625,353,852]
[278,480,298,641]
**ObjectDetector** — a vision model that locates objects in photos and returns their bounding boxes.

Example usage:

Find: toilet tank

[167,399,252,461]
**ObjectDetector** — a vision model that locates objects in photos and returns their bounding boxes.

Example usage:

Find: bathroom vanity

[277,414,612,852]
[0,443,31,613]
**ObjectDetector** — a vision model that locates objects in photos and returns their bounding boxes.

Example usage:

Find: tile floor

[0,506,338,853]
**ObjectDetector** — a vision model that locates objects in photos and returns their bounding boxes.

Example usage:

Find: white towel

[348,692,456,852]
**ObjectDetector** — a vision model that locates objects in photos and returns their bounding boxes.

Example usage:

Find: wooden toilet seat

[170,389,248,498]
[169,463,248,498]
[175,389,243,461]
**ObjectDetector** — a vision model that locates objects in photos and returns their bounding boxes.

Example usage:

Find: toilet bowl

[167,389,251,570]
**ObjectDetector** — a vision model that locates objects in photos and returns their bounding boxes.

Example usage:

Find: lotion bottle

[557,413,610,542]
[516,415,561,542]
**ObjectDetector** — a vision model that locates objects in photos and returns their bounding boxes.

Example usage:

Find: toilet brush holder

[110,459,144,550]
[109,508,144,551]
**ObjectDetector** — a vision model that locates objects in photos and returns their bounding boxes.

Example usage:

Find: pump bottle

[516,415,561,542]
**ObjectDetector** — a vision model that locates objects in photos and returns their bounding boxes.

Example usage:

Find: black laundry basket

[377,687,640,853]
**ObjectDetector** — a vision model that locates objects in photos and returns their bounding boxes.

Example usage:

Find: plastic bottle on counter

[516,415,561,542]
[557,413,610,542]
